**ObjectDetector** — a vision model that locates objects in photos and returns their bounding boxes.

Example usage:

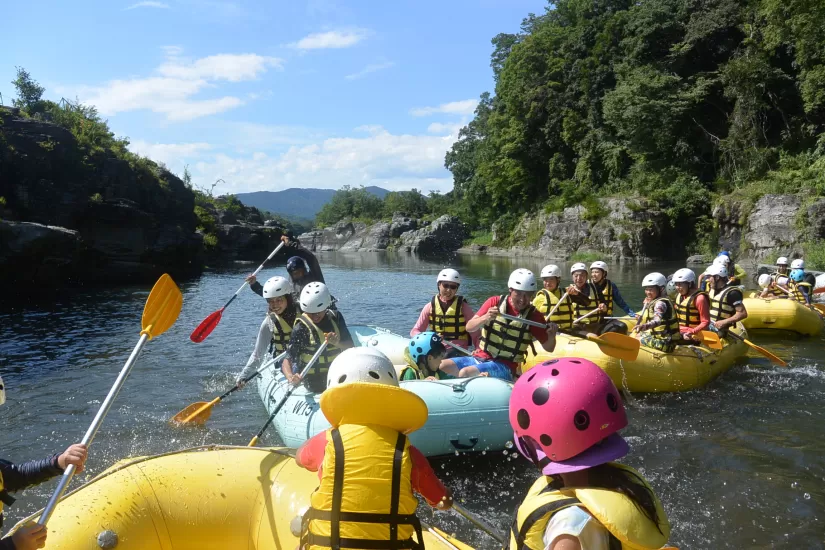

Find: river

[1,252,823,549]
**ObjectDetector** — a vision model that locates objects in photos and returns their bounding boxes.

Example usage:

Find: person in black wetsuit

[0,375,88,550]
[246,235,326,304]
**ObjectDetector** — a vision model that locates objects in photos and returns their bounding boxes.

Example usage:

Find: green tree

[11,67,45,113]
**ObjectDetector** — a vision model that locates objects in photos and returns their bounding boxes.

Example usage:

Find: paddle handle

[545,291,569,319]
[39,333,150,526]
[498,312,548,329]
[444,341,473,356]
[453,503,506,545]
[249,343,327,446]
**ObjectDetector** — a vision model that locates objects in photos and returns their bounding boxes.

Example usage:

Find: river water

[1,252,823,549]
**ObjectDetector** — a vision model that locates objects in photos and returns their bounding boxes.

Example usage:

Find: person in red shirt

[295,348,452,550]
[439,269,557,381]
[671,268,711,343]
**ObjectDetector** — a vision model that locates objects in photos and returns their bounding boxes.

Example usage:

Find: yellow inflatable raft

[9,445,472,550]
[522,324,749,393]
[742,295,823,336]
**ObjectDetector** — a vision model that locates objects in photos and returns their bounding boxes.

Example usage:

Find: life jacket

[674,289,707,328]
[295,312,343,384]
[507,463,669,550]
[535,289,573,330]
[593,279,614,316]
[789,282,811,304]
[639,297,680,341]
[399,347,448,381]
[709,286,738,322]
[479,296,537,363]
[428,295,469,342]
[267,311,293,355]
[767,274,787,297]
[572,283,602,323]
[301,424,424,550]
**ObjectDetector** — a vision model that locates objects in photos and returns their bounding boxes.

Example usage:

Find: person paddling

[410,269,478,354]
[247,235,327,303]
[296,348,452,550]
[235,276,299,388]
[589,261,636,319]
[706,264,748,337]
[532,265,574,333]
[281,282,353,393]
[507,358,671,550]
[631,272,680,353]
[440,269,557,381]
[671,268,711,344]
[566,264,628,337]
[402,332,454,381]
[0,376,89,550]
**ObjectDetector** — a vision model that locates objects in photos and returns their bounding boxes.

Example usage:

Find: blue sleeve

[801,286,812,305]
[611,283,635,316]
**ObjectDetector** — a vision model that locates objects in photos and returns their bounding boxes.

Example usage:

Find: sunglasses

[440,283,459,290]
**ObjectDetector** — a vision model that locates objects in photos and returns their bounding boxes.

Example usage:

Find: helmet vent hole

[338,375,347,384]
[368,371,380,379]
[570,360,581,364]
[540,434,552,446]
[551,369,559,376]
[416,347,423,354]
[527,373,537,382]
[517,409,530,430]
[532,387,550,406]
[607,393,619,412]
[573,410,590,431]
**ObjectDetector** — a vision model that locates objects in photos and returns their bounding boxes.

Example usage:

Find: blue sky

[2,0,548,194]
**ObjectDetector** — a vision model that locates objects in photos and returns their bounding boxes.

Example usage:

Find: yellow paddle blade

[141,274,183,339]
[695,331,723,350]
[586,333,640,361]
[170,399,216,425]
[812,303,825,316]
[742,337,788,367]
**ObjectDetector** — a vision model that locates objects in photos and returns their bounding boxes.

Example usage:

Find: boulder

[743,195,802,261]
[399,215,467,254]
[340,222,391,252]
[390,214,417,238]
[0,220,85,286]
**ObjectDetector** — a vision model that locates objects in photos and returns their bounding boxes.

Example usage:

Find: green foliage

[315,185,385,226]
[37,139,55,152]
[570,251,605,263]
[89,193,103,203]
[194,205,217,233]
[581,198,608,222]
[465,230,493,246]
[11,67,45,112]
[802,241,825,270]
[0,196,6,207]
[383,189,429,218]
[202,233,218,249]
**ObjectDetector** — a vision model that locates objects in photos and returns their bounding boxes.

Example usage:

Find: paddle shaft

[453,503,506,545]
[444,341,473,355]
[39,333,150,526]
[249,342,327,446]
[221,241,286,310]
[544,290,569,319]
[499,308,598,329]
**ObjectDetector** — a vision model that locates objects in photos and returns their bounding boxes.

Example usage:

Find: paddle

[692,330,723,350]
[498,312,640,361]
[444,341,473,356]
[723,327,788,367]
[544,290,569,320]
[171,351,288,426]
[248,342,328,447]
[453,503,506,545]
[190,241,285,343]
[38,274,182,526]
[573,308,601,325]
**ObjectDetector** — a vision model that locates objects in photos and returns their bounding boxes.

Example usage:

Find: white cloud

[125,1,170,9]
[426,122,463,136]
[410,99,479,117]
[345,61,395,80]
[291,29,368,50]
[158,53,283,82]
[130,140,212,167]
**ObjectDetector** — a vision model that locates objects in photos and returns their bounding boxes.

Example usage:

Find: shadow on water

[1,253,823,549]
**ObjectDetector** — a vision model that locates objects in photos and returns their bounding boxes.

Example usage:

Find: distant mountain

[235,186,390,220]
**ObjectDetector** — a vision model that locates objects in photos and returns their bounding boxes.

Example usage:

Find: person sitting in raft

[507,358,671,550]
[706,264,748,337]
[532,265,574,334]
[401,332,454,381]
[296,347,453,550]
[439,269,557,382]
[282,282,353,393]
[410,268,479,355]
[791,258,817,289]
[247,235,327,303]
[589,261,637,319]
[566,264,628,337]
[235,276,299,388]
[789,269,813,305]
[671,268,711,344]
[757,272,792,299]
[717,250,747,285]
[0,375,90,550]
[631,272,680,353]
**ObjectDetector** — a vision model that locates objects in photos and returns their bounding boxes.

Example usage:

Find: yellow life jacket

[572,282,603,323]
[302,424,424,550]
[428,295,469,342]
[674,288,707,328]
[267,312,293,355]
[295,312,342,382]
[593,279,614,316]
[479,296,536,363]
[639,297,680,340]
[789,282,811,303]
[709,286,738,322]
[507,463,669,550]
[534,289,573,329]
[766,274,787,297]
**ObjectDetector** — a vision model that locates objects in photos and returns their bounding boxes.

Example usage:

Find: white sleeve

[542,506,610,550]
[238,317,273,381]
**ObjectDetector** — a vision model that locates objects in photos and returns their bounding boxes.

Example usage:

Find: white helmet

[776,256,789,266]
[262,276,291,299]
[437,268,461,285]
[508,269,537,291]
[712,255,729,267]
[665,279,677,297]
[540,264,561,278]
[672,268,696,284]
[791,259,805,270]
[570,262,588,274]
[641,272,667,288]
[299,282,332,314]
[590,261,608,273]
[326,347,398,389]
[757,273,772,288]
[0,375,5,406]
[706,264,728,278]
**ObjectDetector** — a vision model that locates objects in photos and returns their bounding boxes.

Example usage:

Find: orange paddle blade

[170,398,218,425]
[695,331,723,350]
[141,274,183,339]
[586,333,640,361]
[743,337,788,367]
[190,308,224,343]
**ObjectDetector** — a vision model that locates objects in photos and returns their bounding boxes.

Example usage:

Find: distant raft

[522,321,749,393]
[742,295,823,336]
[257,324,514,456]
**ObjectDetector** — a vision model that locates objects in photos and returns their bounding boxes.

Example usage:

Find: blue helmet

[790,268,804,283]
[409,332,445,364]
[718,251,732,259]
[286,256,309,273]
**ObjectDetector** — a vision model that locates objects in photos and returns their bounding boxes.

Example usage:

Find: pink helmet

[510,358,629,474]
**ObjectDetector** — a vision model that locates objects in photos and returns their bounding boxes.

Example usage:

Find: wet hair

[281,294,298,326]
[584,463,664,536]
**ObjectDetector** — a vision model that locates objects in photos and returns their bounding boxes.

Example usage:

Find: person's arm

[237,318,273,384]
[528,311,556,353]
[566,290,590,307]
[283,324,308,383]
[0,456,62,492]
[532,292,549,317]
[715,291,747,328]
[465,297,497,333]
[296,431,328,472]
[801,285,812,305]
[686,294,711,334]
[289,241,325,284]
[635,301,668,331]
[409,446,451,508]
[410,303,432,337]
[611,283,635,317]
